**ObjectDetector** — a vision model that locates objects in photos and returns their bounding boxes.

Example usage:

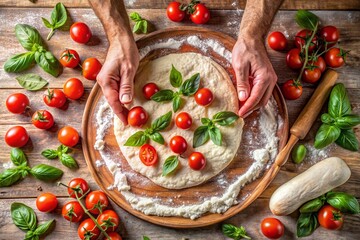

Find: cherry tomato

[175,112,192,130]
[302,68,322,84]
[5,126,29,148]
[97,210,120,232]
[6,93,29,114]
[63,78,84,100]
[85,190,109,215]
[267,31,287,51]
[190,3,210,24]
[295,29,317,52]
[170,136,187,154]
[143,82,159,100]
[59,49,80,68]
[286,48,303,70]
[68,178,90,198]
[62,201,84,222]
[261,217,284,239]
[139,144,158,166]
[309,56,326,73]
[82,58,102,81]
[36,193,58,212]
[195,88,213,106]
[320,26,339,48]
[128,106,148,127]
[188,152,206,170]
[107,232,123,240]
[43,89,67,108]
[58,126,79,147]
[70,22,92,44]
[281,79,303,100]
[318,205,344,230]
[325,47,346,68]
[166,1,185,22]
[78,218,100,240]
[32,110,54,130]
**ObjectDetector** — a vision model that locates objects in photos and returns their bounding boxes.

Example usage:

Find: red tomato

[63,78,84,100]
[36,193,58,212]
[261,217,284,239]
[195,88,213,106]
[309,56,326,73]
[58,126,79,147]
[318,205,344,230]
[85,190,109,215]
[6,93,29,114]
[325,47,346,68]
[70,22,92,44]
[139,144,158,166]
[97,210,120,232]
[286,48,303,70]
[320,26,339,48]
[78,218,100,240]
[166,1,185,22]
[32,110,54,130]
[5,126,29,148]
[190,3,210,24]
[143,82,159,100]
[107,232,123,240]
[302,68,322,84]
[188,152,206,170]
[43,89,67,108]
[62,201,84,222]
[175,112,192,130]
[82,58,102,81]
[170,136,187,154]
[59,49,80,68]
[68,178,90,198]
[267,31,288,51]
[281,79,303,100]
[295,29,317,52]
[128,106,148,127]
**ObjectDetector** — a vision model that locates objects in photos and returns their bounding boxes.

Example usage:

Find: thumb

[119,72,135,104]
[234,63,250,102]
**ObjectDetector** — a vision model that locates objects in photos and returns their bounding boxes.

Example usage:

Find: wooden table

[0,1,359,239]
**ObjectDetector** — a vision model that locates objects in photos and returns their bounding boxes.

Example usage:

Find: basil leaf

[60,153,78,169]
[143,236,151,240]
[15,24,43,51]
[208,127,222,146]
[150,132,164,145]
[30,164,63,181]
[193,125,210,148]
[42,18,52,28]
[295,10,319,31]
[11,202,37,231]
[139,20,148,34]
[201,118,212,125]
[130,12,142,22]
[328,83,351,118]
[51,3,67,28]
[58,144,69,154]
[133,21,142,33]
[296,213,318,238]
[124,131,148,146]
[150,89,174,102]
[180,73,200,96]
[41,149,59,159]
[291,144,307,164]
[335,129,359,151]
[33,219,55,236]
[10,148,27,166]
[300,197,325,213]
[321,113,334,124]
[35,51,61,77]
[0,168,23,187]
[212,111,239,126]
[222,223,251,240]
[162,156,179,176]
[170,65,182,88]
[314,124,341,149]
[24,230,35,240]
[172,95,182,112]
[151,111,172,132]
[15,73,48,91]
[4,52,35,73]
[334,114,360,129]
[326,192,360,214]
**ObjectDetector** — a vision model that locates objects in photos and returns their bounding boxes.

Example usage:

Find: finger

[259,85,274,107]
[233,61,250,102]
[238,81,267,118]
[119,67,135,104]
[102,85,128,125]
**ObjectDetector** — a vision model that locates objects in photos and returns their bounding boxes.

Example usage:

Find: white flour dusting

[2,162,15,169]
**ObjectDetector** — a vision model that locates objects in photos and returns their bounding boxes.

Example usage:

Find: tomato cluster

[166,1,210,24]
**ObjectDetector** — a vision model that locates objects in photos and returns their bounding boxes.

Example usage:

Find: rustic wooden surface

[0,3,359,240]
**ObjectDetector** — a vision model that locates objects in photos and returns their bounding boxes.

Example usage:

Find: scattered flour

[302,143,331,165]
[2,161,15,169]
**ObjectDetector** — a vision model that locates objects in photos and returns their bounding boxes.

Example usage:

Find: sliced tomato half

[139,144,158,166]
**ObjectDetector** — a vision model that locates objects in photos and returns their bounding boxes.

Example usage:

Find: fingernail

[121,94,131,103]
[239,91,247,101]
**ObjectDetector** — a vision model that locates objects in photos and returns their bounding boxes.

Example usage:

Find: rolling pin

[275,69,338,167]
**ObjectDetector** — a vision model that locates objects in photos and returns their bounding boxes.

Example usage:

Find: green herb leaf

[334,114,360,129]
[335,129,359,151]
[4,52,35,73]
[321,113,335,124]
[124,131,148,147]
[180,73,200,96]
[35,51,61,77]
[150,132,164,145]
[291,144,307,164]
[328,83,351,118]
[42,18,52,28]
[58,145,69,154]
[172,95,182,112]
[139,20,148,34]
[133,21,142,33]
[151,111,172,132]
[41,149,59,159]
[15,24,43,51]
[0,168,23,187]
[11,202,37,231]
[10,148,27,166]
[212,111,239,126]
[60,153,78,169]
[51,3,67,28]
[24,230,35,240]
[130,12,142,22]
[314,124,341,149]
[326,192,360,214]
[33,219,55,236]
[170,64,182,88]
[222,223,251,240]
[296,213,319,238]
[209,127,222,146]
[15,73,48,91]
[162,156,179,176]
[150,89,174,102]
[130,12,148,34]
[300,197,325,213]
[193,125,210,148]
[295,10,319,31]
[30,164,63,181]
[143,236,151,240]
[201,118,212,125]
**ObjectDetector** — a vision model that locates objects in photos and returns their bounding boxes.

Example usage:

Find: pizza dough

[114,52,244,189]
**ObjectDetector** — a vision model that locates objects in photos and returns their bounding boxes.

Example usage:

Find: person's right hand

[96,35,139,125]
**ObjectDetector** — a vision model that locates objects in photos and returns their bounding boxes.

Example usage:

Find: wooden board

[82,27,289,228]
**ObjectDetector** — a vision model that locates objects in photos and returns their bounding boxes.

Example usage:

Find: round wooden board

[82,27,289,228]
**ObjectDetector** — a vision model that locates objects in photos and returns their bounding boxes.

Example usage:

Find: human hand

[97,36,139,124]
[232,35,277,118]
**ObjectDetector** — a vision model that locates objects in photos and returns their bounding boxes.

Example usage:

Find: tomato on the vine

[78,218,100,240]
[43,89,67,108]
[260,217,284,239]
[286,48,303,70]
[195,88,213,106]
[325,47,347,68]
[309,56,326,73]
[281,79,303,100]
[58,126,79,147]
[70,22,92,44]
[5,126,29,148]
[32,110,54,130]
[85,190,109,215]
[6,93,29,114]
[320,26,339,48]
[189,3,210,24]
[139,144,158,166]
[59,49,80,68]
[188,152,206,170]
[68,178,90,198]
[36,193,58,212]
[107,232,123,240]
[63,78,84,100]
[318,205,344,230]
[166,1,186,22]
[62,201,84,222]
[82,58,102,81]
[97,210,120,232]
[128,106,148,127]
[267,31,287,51]
[175,112,192,130]
[302,67,322,84]
[170,136,187,154]
[295,29,317,52]
[143,82,159,100]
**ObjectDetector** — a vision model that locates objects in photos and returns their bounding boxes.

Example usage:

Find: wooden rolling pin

[275,69,338,167]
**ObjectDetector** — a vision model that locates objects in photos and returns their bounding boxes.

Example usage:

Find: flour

[2,161,15,169]
[139,38,185,59]
[302,143,331,165]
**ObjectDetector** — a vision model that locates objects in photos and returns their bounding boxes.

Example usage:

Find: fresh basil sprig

[222,223,251,240]
[193,111,239,148]
[11,202,55,239]
[41,145,79,169]
[296,213,318,238]
[130,12,148,34]
[151,65,200,112]
[15,73,48,91]
[42,2,68,40]
[162,155,179,176]
[124,111,172,147]
[326,192,360,214]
